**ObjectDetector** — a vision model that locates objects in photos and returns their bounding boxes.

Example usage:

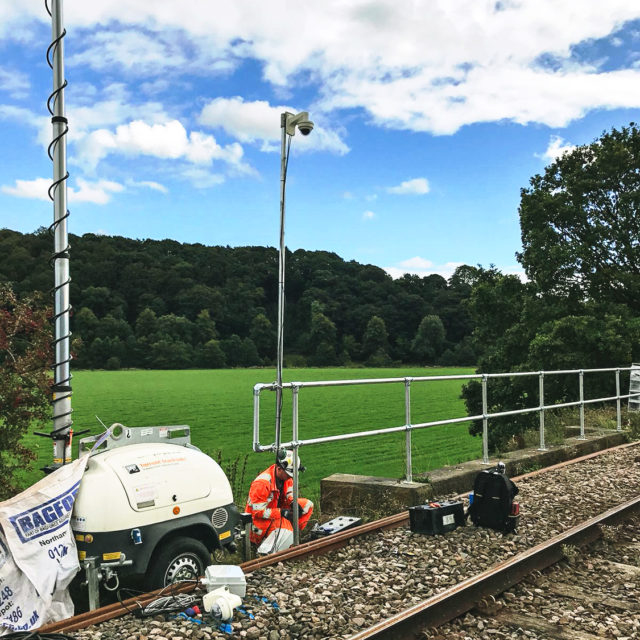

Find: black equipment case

[409,500,465,535]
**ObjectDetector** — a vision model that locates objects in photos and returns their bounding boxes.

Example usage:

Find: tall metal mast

[47,0,73,468]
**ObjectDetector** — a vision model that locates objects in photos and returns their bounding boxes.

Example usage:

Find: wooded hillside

[0,229,476,369]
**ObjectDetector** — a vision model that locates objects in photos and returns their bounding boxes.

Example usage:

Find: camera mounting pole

[274,111,314,459]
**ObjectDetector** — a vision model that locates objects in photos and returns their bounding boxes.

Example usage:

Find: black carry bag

[468,465,519,533]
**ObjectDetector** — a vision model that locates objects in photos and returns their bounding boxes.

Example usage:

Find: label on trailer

[138,455,187,470]
[132,484,158,504]
[70,516,87,532]
[140,428,154,437]
[442,514,455,526]
[159,428,169,438]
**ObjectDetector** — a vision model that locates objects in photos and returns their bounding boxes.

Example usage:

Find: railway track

[39,441,640,639]
[417,510,640,640]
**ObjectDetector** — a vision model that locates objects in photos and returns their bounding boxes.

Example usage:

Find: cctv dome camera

[297,120,314,136]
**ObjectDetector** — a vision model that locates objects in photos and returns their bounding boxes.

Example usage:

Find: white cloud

[2,1,639,148]
[384,258,464,280]
[180,167,226,189]
[1,177,124,204]
[198,97,349,155]
[127,179,169,193]
[0,104,43,129]
[0,67,29,99]
[387,178,430,195]
[71,178,125,204]
[74,119,254,174]
[1,177,50,201]
[362,210,375,220]
[384,257,526,280]
[537,135,577,162]
[68,30,189,75]
[34,1,639,135]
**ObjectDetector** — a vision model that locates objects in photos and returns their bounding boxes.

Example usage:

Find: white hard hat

[277,449,302,476]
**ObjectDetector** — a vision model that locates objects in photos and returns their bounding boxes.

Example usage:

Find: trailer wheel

[146,537,210,589]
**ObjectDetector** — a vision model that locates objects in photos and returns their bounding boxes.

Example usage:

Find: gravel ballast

[72,444,640,640]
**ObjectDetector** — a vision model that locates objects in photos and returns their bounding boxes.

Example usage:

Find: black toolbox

[409,501,465,535]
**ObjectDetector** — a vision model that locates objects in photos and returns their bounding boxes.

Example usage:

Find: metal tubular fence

[252,365,640,544]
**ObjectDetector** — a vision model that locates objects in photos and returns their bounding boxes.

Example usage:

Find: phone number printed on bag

[48,544,68,561]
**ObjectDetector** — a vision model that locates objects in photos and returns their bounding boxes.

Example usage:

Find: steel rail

[347,494,640,639]
[39,440,639,634]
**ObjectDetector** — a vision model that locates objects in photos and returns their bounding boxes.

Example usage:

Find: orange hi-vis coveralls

[245,464,314,545]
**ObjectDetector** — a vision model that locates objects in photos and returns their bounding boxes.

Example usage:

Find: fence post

[291,383,300,546]
[482,374,489,464]
[579,370,586,440]
[252,385,261,451]
[404,378,412,482]
[538,372,546,451]
[616,369,622,431]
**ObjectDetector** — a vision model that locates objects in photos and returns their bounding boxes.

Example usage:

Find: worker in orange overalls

[245,449,313,554]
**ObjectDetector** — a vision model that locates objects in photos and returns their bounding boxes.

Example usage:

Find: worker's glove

[281,509,293,523]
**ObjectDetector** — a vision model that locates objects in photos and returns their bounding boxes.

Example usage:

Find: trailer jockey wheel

[146,536,210,590]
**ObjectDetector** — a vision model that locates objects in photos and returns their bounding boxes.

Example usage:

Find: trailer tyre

[146,536,211,589]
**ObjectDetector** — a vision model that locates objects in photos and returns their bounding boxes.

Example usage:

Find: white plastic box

[202,565,247,598]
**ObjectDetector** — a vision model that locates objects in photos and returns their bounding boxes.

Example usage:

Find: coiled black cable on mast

[41,0,73,471]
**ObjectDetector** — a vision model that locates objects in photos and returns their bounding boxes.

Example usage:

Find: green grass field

[21,367,480,508]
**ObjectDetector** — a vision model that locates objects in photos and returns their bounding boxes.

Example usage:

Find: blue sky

[1,1,640,279]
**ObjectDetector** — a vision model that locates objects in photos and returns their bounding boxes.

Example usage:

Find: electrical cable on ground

[1,633,76,640]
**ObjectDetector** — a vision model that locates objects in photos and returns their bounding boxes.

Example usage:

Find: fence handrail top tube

[254,365,634,393]
[543,366,635,375]
[541,400,582,410]
[254,382,276,393]
[488,406,541,419]
[267,423,411,449]
[582,395,623,405]
[411,414,483,429]
[256,374,485,390]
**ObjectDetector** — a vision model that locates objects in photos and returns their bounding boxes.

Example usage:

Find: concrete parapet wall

[320,430,629,519]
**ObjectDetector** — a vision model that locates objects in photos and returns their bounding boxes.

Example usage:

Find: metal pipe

[579,370,585,440]
[616,369,622,431]
[538,372,546,451]
[252,385,262,452]
[583,395,625,405]
[404,378,412,482]
[274,113,288,457]
[292,384,300,545]
[482,375,489,464]
[49,0,72,466]
[274,374,483,389]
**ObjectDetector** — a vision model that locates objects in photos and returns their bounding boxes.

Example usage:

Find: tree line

[0,230,477,370]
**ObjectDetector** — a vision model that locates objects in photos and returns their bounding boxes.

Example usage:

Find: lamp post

[275,110,313,546]
[274,111,314,456]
